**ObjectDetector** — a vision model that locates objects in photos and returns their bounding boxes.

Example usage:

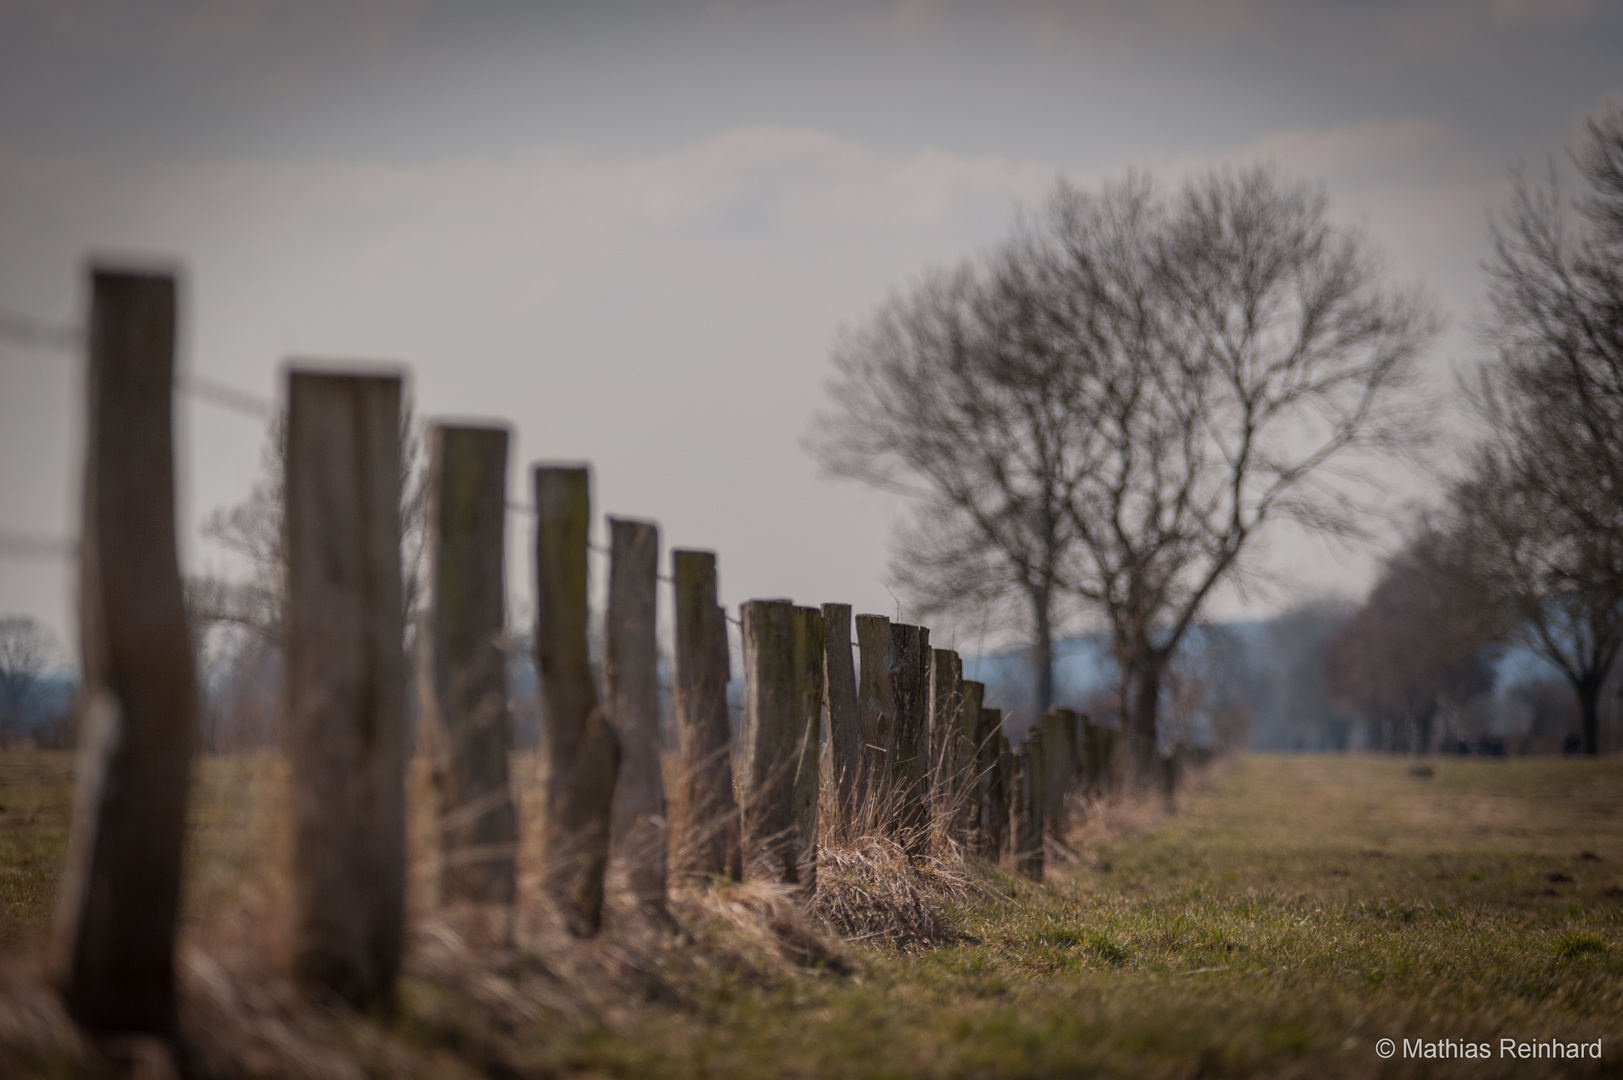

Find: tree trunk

[1030,586,1054,717]
[1578,675,1602,757]
[1124,655,1163,782]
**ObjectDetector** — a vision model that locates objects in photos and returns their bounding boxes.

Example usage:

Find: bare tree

[814,167,1436,774]
[1451,109,1623,756]
[810,250,1089,716]
[0,615,58,745]
[1325,520,1501,752]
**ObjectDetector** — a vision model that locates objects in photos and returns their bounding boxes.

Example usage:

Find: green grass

[4,752,1623,1077]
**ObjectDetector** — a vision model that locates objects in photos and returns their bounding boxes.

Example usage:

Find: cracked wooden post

[672,550,740,882]
[991,728,1013,862]
[821,603,862,832]
[889,623,930,849]
[855,614,894,818]
[791,606,824,891]
[1040,708,1079,837]
[283,368,407,1008]
[1013,732,1045,881]
[604,517,666,917]
[956,680,984,844]
[975,707,1005,860]
[739,600,804,884]
[56,267,199,1032]
[420,424,517,907]
[534,465,619,936]
[928,649,961,843]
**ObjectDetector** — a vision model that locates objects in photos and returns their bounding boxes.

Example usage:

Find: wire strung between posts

[0,309,80,352]
[3,306,275,420]
[0,532,77,561]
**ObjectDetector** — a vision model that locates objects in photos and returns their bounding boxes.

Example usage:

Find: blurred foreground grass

[2,751,1622,1078]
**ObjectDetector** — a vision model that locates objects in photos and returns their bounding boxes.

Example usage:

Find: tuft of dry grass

[811,831,970,948]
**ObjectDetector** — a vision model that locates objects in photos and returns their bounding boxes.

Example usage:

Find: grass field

[2,751,1622,1077]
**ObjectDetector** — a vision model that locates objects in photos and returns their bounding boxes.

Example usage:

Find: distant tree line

[1324,110,1623,755]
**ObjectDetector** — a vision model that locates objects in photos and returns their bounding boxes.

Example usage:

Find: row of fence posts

[49,266,1126,1038]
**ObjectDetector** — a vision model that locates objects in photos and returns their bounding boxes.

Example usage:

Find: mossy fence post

[889,623,930,849]
[928,649,962,841]
[822,603,863,829]
[672,550,741,881]
[791,606,825,891]
[533,465,619,936]
[605,517,666,916]
[283,368,407,1008]
[419,423,518,907]
[856,614,895,812]
[56,267,200,1032]
[739,600,805,883]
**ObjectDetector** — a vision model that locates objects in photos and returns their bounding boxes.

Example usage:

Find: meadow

[2,751,1621,1078]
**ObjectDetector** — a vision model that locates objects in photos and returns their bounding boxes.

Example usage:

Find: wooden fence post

[889,624,930,850]
[956,680,984,843]
[855,614,894,817]
[533,466,619,936]
[991,729,1013,863]
[56,267,199,1032]
[283,368,407,1008]
[1040,708,1079,836]
[672,550,741,882]
[821,604,862,830]
[974,708,1004,860]
[605,517,665,916]
[1011,739,1044,881]
[928,649,961,841]
[420,424,517,906]
[739,600,811,884]
[791,606,825,891]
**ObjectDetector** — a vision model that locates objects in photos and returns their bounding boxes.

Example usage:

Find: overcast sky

[1,0,1620,660]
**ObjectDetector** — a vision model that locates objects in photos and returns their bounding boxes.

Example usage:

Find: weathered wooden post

[991,730,1013,862]
[956,680,984,843]
[1040,708,1079,836]
[672,550,741,881]
[739,600,817,884]
[855,614,894,817]
[791,606,825,890]
[822,603,863,831]
[419,424,518,907]
[1006,727,1045,883]
[283,368,407,1008]
[604,517,666,916]
[974,708,1005,860]
[1011,737,1044,881]
[889,623,930,848]
[534,466,619,936]
[56,267,199,1032]
[928,649,961,841]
